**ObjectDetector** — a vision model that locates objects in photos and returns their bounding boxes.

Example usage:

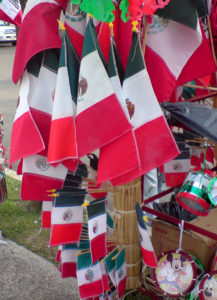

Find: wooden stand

[113,178,142,289]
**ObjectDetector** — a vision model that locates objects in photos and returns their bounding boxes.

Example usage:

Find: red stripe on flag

[21,173,64,201]
[164,172,187,187]
[79,280,104,299]
[50,223,82,246]
[76,94,131,157]
[10,111,44,165]
[117,277,127,298]
[141,247,158,268]
[48,117,77,163]
[145,46,176,103]
[102,274,109,292]
[41,211,51,229]
[61,262,77,278]
[90,233,107,264]
[135,116,179,175]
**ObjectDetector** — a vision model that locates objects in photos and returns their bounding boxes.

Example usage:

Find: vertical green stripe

[59,35,66,68]
[87,198,106,219]
[105,249,118,272]
[43,49,60,73]
[115,249,125,270]
[26,51,44,77]
[77,252,92,269]
[54,194,85,206]
[124,32,145,80]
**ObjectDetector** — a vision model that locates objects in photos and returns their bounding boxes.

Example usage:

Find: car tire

[12,41,16,46]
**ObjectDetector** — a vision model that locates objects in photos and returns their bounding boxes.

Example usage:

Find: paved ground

[0,45,80,300]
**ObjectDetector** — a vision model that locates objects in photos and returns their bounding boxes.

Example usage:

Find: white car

[0,20,17,46]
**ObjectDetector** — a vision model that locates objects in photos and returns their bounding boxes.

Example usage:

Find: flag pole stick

[183,83,217,92]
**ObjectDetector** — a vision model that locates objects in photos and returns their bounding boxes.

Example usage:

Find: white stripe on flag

[28,66,56,115]
[77,51,114,114]
[77,263,102,286]
[0,0,21,20]
[164,159,190,173]
[115,265,127,286]
[51,206,83,225]
[123,69,163,129]
[61,249,77,263]
[14,71,30,121]
[52,67,76,120]
[23,0,59,19]
[23,155,68,180]
[42,201,52,212]
[138,224,154,252]
[88,213,106,241]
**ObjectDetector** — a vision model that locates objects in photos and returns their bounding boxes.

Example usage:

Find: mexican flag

[50,193,84,246]
[76,19,131,157]
[41,200,52,229]
[97,37,140,184]
[111,31,179,185]
[77,252,104,299]
[0,0,22,26]
[105,249,118,287]
[12,0,63,84]
[47,31,79,172]
[87,198,107,264]
[135,203,158,268]
[100,261,110,292]
[161,147,191,187]
[21,154,67,201]
[114,249,127,299]
[10,70,44,166]
[60,244,77,278]
[145,0,212,102]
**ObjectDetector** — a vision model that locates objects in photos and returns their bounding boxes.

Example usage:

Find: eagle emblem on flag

[85,269,94,282]
[63,209,73,222]
[78,76,88,97]
[35,157,49,172]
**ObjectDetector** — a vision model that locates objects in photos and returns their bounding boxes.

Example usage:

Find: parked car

[0,20,17,46]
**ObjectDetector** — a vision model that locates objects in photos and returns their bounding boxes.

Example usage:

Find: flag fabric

[12,0,63,84]
[87,198,107,264]
[41,200,52,229]
[100,261,110,292]
[21,154,67,201]
[0,0,22,26]
[97,37,140,184]
[10,70,44,166]
[112,31,179,185]
[76,19,132,157]
[114,249,127,299]
[28,49,59,156]
[135,203,158,268]
[47,31,79,172]
[145,8,203,102]
[105,249,118,287]
[64,2,87,58]
[77,252,104,299]
[60,244,77,278]
[161,147,191,187]
[50,193,84,246]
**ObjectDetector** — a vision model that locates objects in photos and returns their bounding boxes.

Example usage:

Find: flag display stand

[113,177,142,289]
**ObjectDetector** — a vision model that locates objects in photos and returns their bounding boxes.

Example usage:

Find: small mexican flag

[49,194,84,246]
[87,198,107,264]
[135,203,158,268]
[105,249,118,287]
[77,252,104,299]
[100,261,110,292]
[115,249,127,299]
[41,201,52,229]
[60,244,77,278]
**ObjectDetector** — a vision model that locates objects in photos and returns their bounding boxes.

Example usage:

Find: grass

[0,175,57,264]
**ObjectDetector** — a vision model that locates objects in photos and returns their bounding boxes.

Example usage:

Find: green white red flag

[50,193,84,246]
[87,198,107,264]
[76,19,131,157]
[114,249,127,299]
[135,203,158,268]
[60,244,77,278]
[0,0,22,26]
[47,31,79,172]
[77,252,104,299]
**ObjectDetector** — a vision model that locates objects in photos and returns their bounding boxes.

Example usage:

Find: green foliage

[0,176,57,264]
[70,0,81,4]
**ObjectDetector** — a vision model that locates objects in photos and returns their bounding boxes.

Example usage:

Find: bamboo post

[113,178,142,289]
